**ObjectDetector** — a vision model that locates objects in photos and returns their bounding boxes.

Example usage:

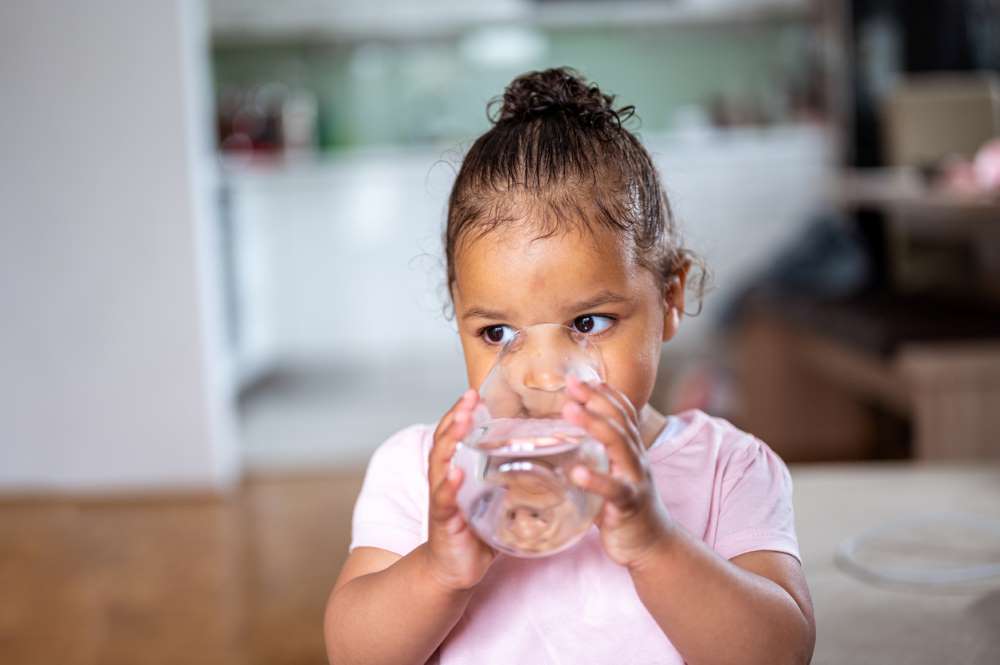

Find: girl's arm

[324,390,496,665]
[323,544,474,665]
[628,534,815,665]
[561,376,815,665]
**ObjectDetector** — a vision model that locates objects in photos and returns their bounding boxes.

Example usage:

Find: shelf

[210,0,813,44]
[835,168,1000,222]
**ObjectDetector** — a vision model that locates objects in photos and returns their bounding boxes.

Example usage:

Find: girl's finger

[562,400,643,480]
[566,377,647,466]
[429,467,466,532]
[570,465,638,510]
[432,389,477,443]
[429,390,478,486]
[566,376,641,443]
[429,412,470,488]
[592,383,646,460]
[596,381,640,425]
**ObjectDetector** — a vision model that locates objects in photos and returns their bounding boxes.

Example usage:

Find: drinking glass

[452,323,609,557]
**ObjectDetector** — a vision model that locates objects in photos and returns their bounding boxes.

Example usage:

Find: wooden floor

[0,472,364,665]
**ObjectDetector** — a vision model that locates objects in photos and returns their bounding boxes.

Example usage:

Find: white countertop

[791,462,1000,665]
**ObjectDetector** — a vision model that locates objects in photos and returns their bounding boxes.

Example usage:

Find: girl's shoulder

[368,422,436,475]
[649,408,754,455]
[374,422,435,451]
[352,423,437,554]
[651,410,799,561]
[650,408,788,479]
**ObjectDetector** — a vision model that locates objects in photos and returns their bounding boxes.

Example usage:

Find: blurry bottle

[281,89,319,157]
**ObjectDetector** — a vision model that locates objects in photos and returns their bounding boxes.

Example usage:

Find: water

[453,420,608,557]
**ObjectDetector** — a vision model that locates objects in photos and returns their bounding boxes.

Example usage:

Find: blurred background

[213,0,835,470]
[2,1,1000,664]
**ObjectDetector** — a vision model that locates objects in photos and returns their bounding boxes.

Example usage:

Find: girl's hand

[425,389,497,591]
[562,376,674,569]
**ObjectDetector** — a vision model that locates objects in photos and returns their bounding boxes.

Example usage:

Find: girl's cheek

[603,344,658,409]
[468,352,496,390]
[459,336,489,389]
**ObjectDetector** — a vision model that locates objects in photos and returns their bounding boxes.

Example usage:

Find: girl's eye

[572,315,614,335]
[480,324,517,346]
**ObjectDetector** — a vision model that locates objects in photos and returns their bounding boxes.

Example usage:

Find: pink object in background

[939,155,981,195]
[973,138,1000,191]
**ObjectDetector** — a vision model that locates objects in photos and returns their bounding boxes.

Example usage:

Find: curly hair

[444,66,706,314]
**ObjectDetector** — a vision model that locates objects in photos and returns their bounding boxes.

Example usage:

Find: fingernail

[564,402,583,417]
[571,466,589,484]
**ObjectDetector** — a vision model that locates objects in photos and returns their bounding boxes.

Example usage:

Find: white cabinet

[223,124,834,377]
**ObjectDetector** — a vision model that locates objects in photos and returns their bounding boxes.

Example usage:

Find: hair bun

[490,66,634,129]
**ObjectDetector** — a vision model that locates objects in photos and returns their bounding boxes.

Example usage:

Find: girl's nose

[522,364,565,392]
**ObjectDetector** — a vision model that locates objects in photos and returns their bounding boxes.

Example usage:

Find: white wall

[0,0,239,491]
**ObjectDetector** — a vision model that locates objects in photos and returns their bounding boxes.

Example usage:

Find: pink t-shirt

[350,409,800,665]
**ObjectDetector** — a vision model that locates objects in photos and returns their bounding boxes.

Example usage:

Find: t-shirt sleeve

[349,424,430,556]
[713,436,801,563]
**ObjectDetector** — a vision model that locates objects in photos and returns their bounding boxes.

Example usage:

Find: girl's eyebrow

[461,291,629,322]
[564,290,630,314]
[461,306,508,321]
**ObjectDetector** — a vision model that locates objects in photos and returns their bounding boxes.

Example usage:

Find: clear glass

[452,323,609,557]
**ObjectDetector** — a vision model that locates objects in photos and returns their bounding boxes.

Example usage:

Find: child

[324,67,815,665]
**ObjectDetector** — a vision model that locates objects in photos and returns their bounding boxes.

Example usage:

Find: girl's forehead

[453,223,648,310]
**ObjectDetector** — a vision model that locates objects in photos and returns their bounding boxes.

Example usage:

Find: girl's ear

[661,264,689,343]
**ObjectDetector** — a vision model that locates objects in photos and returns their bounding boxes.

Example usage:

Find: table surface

[791,461,1000,665]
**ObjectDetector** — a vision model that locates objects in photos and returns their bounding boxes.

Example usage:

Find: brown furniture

[735,306,1000,461]
[734,164,1000,463]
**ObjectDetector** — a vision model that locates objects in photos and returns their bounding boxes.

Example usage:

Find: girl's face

[451,221,684,421]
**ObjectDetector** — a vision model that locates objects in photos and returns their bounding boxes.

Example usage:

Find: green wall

[212,21,808,150]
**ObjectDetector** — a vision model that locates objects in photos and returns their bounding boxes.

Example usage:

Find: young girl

[324,67,815,665]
